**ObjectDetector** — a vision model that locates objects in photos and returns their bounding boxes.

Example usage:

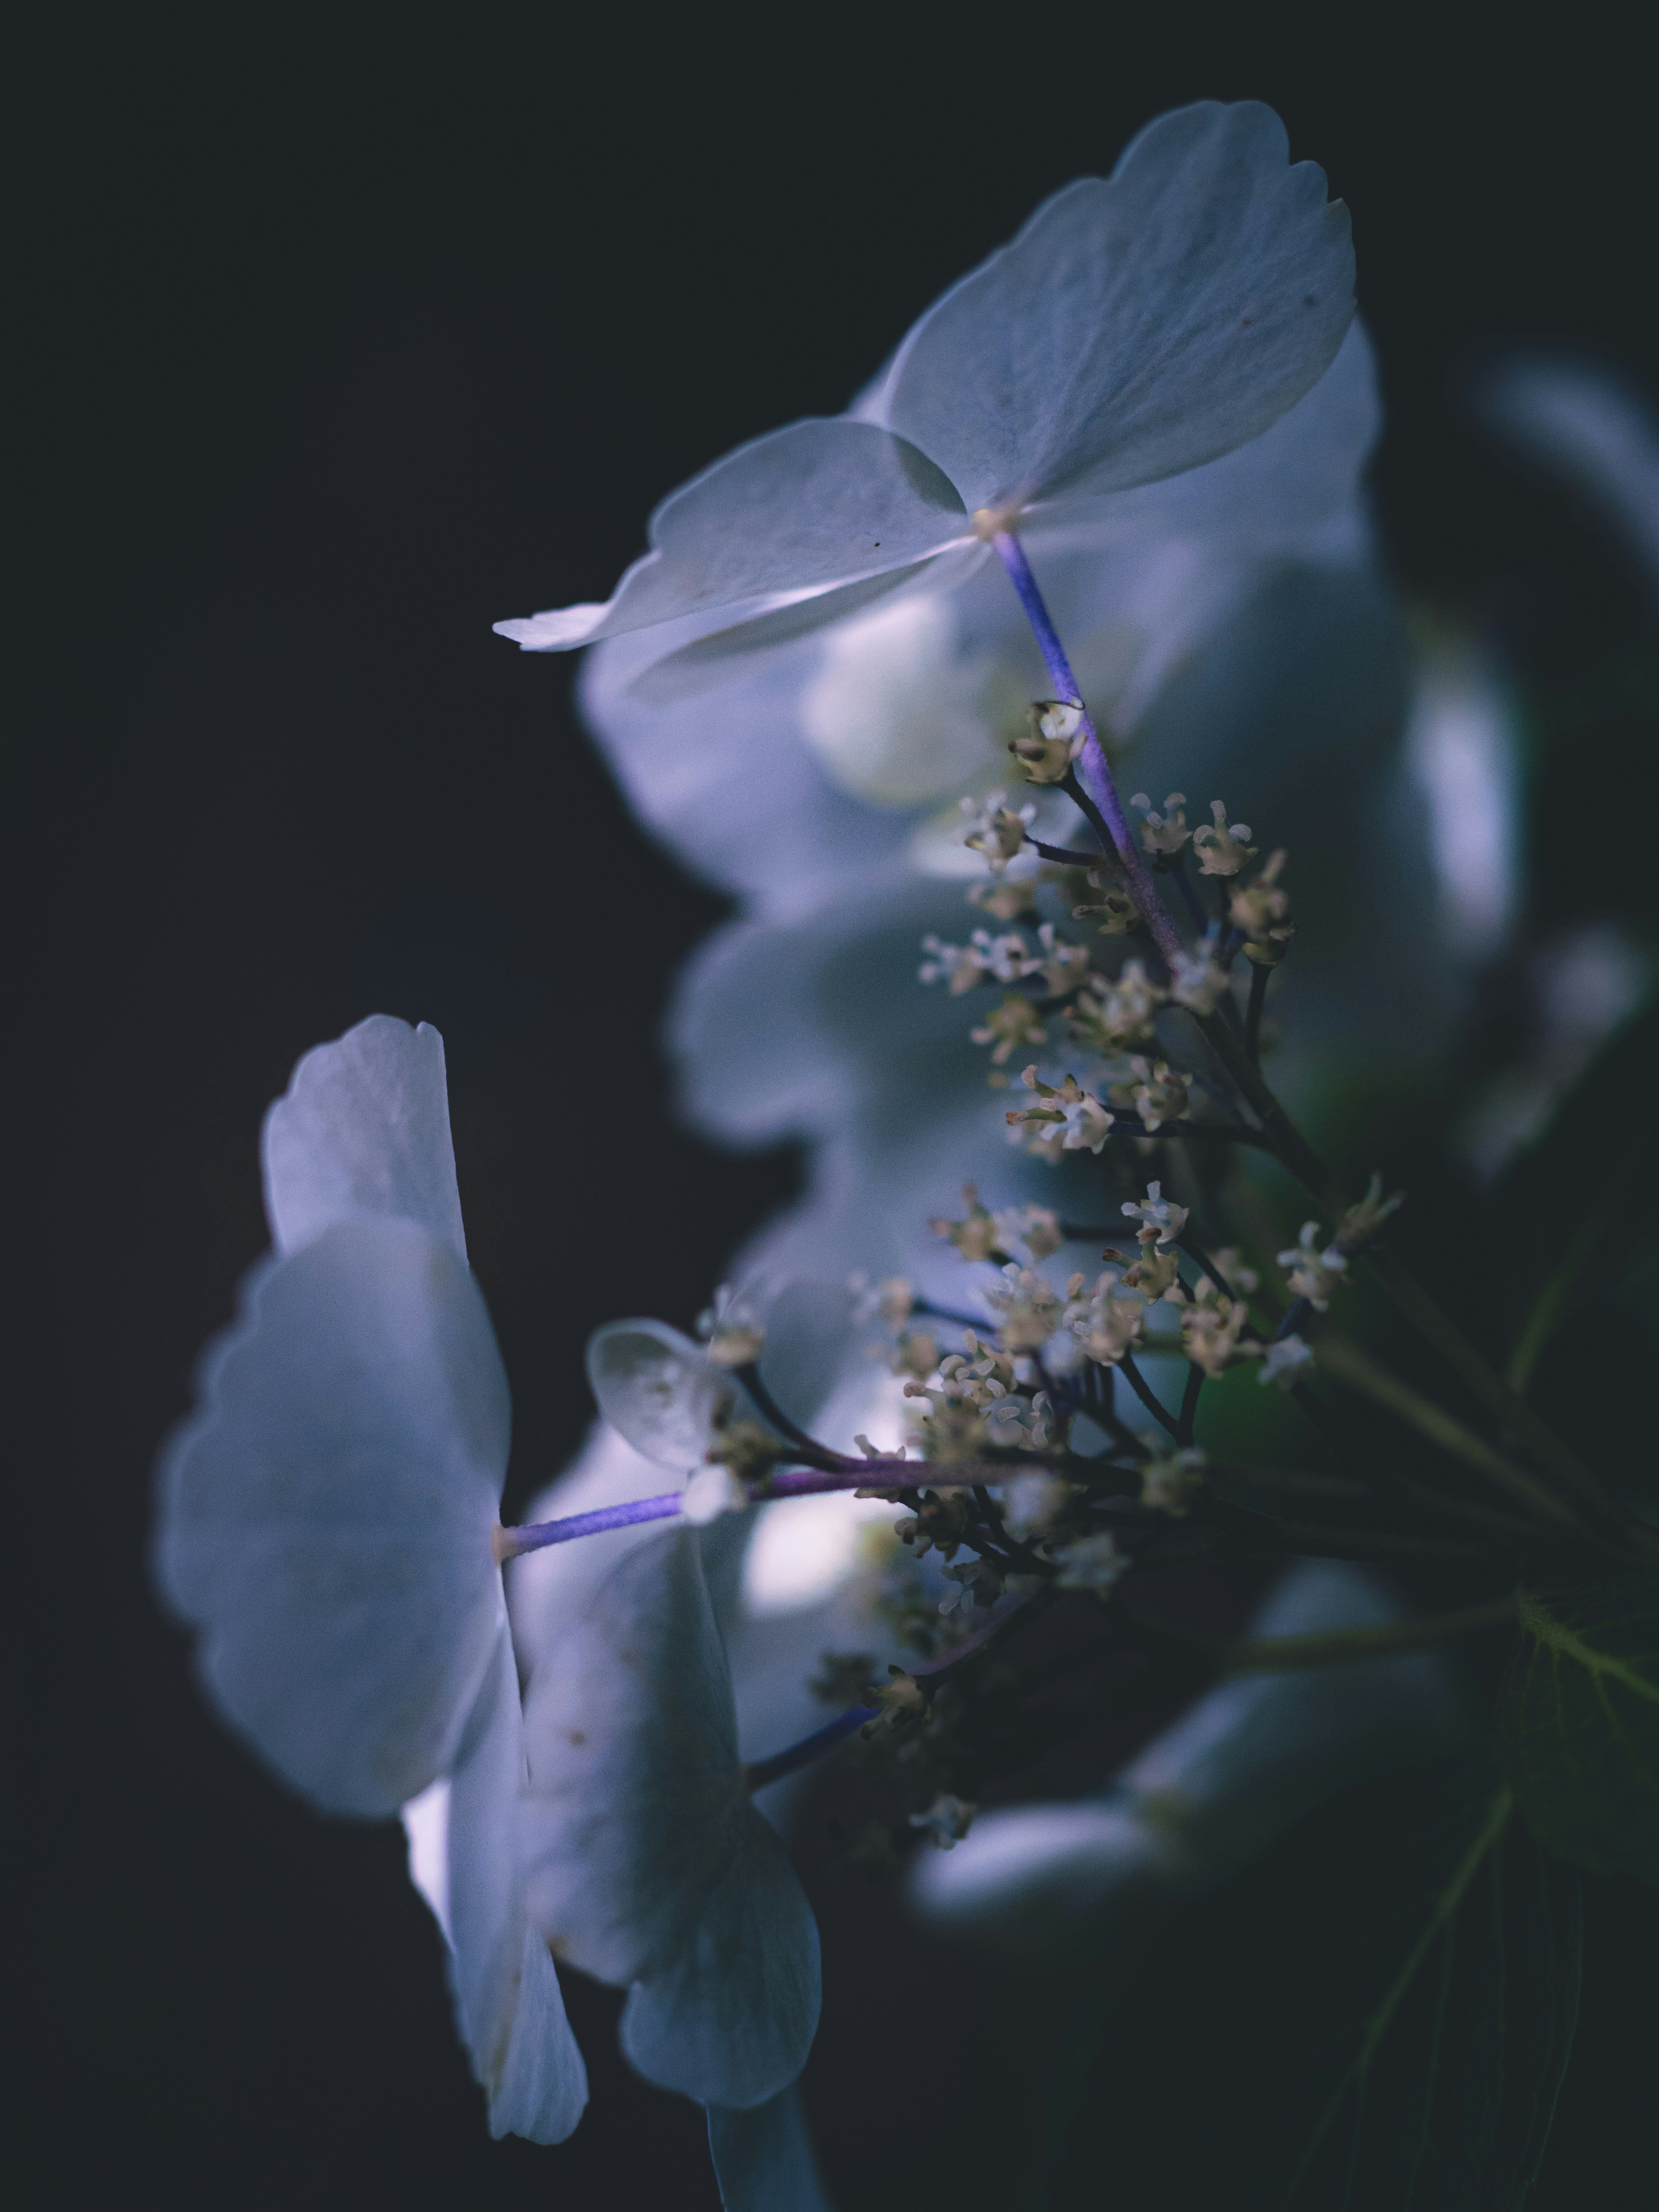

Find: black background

[19,3,1657,2204]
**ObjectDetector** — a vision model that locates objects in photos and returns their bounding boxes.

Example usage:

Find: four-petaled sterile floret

[1122,1181,1189,1248]
[1192,800,1259,877]
[1129,791,1192,855]
[1279,1221,1348,1310]
[1052,1530,1129,1596]
[961,789,1038,873]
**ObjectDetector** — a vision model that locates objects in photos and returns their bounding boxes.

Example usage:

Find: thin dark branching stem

[1118,1350,1182,1440]
[1177,1360,1203,1446]
[734,1363,848,1469]
[1244,960,1271,1063]
[1029,837,1103,867]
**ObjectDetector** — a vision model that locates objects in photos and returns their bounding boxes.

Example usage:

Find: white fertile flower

[1259,1334,1317,1389]
[155,1016,586,2143]
[1279,1221,1349,1309]
[1121,1181,1189,1248]
[497,104,1353,684]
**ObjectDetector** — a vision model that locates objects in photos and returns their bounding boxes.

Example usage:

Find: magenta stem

[991,529,1184,967]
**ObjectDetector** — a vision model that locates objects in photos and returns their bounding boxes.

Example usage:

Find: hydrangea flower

[496,102,1353,685]
[155,1016,827,2142]
[155,1015,586,2142]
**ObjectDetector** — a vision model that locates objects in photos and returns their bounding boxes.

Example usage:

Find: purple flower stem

[743,1587,1041,1793]
[992,529,1185,968]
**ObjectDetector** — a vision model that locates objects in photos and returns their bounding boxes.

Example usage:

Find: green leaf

[1499,1577,1659,1886]
[1039,1756,1582,2212]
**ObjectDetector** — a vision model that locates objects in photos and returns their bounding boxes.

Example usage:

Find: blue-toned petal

[155,1218,509,1815]
[494,419,971,653]
[707,2088,835,2212]
[1478,353,1659,595]
[910,1561,1475,1945]
[884,101,1354,511]
[585,1318,731,1470]
[518,1529,820,2108]
[443,1633,588,2142]
[261,1014,466,1259]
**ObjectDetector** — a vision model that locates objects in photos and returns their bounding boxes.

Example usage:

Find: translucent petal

[444,1633,588,2143]
[518,1529,820,2108]
[884,100,1354,510]
[494,418,970,653]
[585,1319,732,1470]
[155,1218,508,1815]
[707,2088,834,2212]
[261,1014,466,1260]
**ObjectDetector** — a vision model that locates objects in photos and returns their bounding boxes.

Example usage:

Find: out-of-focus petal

[884,101,1354,511]
[493,419,970,653]
[442,1632,588,2143]
[1478,353,1659,594]
[155,1218,508,1815]
[707,2087,835,2212]
[518,1529,820,2108]
[261,1014,467,1260]
[585,1319,731,1470]
[909,1561,1475,1948]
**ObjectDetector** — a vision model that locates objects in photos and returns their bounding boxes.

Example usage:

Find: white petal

[155,1218,508,1814]
[518,1529,820,2107]
[493,418,969,652]
[910,1561,1474,1942]
[585,1318,731,1469]
[444,1632,588,2143]
[626,544,988,702]
[261,1014,466,1260]
[884,100,1354,510]
[707,2088,834,2212]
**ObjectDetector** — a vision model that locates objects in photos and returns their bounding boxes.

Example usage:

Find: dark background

[19,4,1656,2203]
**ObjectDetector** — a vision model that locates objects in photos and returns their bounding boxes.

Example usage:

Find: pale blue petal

[155,1219,508,1815]
[1478,353,1659,595]
[261,1014,466,1260]
[884,101,1354,509]
[494,419,970,653]
[707,2088,835,2212]
[625,545,989,702]
[443,1633,588,2142]
[518,1529,820,2108]
[910,1561,1475,1945]
[585,1319,731,1470]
